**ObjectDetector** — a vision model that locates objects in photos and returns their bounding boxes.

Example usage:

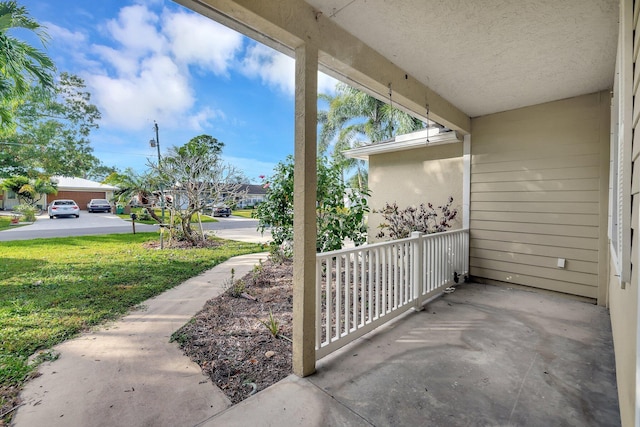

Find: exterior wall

[609,254,637,427]
[610,1,639,424]
[367,143,463,242]
[3,190,19,210]
[53,191,110,210]
[469,92,610,301]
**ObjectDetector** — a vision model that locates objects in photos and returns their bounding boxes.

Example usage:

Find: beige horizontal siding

[470,92,608,298]
[472,166,601,183]
[472,140,601,162]
[471,153,600,174]
[470,258,597,286]
[470,220,599,239]
[471,229,598,251]
[471,267,598,298]
[471,190,599,203]
[470,239,598,263]
[472,178,600,193]
[470,211,599,226]
[470,248,598,274]
[471,201,599,214]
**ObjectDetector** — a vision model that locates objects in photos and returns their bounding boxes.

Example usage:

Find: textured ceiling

[306,0,619,118]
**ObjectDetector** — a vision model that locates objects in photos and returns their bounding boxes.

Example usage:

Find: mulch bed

[173,258,293,404]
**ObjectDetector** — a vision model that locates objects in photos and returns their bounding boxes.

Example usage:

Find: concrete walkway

[12,252,267,427]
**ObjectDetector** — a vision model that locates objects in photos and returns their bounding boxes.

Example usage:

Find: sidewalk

[12,252,267,427]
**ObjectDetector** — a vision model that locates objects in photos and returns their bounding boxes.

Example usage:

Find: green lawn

[0,216,12,231]
[232,209,255,219]
[0,233,263,409]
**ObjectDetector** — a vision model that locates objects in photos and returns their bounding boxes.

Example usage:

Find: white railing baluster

[335,256,341,340]
[316,258,322,348]
[315,229,469,360]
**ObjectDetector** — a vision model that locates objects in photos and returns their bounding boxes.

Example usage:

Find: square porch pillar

[292,43,318,377]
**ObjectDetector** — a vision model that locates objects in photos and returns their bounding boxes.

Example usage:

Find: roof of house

[239,184,267,195]
[344,129,463,160]
[52,176,119,191]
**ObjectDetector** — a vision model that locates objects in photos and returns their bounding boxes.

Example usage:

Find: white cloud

[105,4,165,55]
[44,22,86,45]
[164,10,243,75]
[240,42,338,96]
[52,1,338,132]
[187,106,225,131]
[87,55,194,130]
[241,43,295,95]
[318,72,338,95]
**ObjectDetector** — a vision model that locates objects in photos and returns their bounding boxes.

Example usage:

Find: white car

[48,199,80,218]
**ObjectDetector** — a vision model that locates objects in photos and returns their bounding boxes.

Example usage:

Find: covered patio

[175,0,633,423]
[203,281,619,426]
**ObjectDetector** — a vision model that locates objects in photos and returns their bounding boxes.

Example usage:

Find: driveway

[0,213,271,243]
[0,211,158,241]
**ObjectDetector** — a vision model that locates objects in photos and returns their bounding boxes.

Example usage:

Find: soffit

[306,0,618,117]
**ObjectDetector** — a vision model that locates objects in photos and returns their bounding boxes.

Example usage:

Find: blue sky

[20,0,338,182]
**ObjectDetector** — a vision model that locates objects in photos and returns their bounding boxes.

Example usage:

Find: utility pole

[150,121,166,249]
[150,121,165,223]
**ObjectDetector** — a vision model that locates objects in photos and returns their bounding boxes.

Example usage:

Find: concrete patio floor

[202,282,620,426]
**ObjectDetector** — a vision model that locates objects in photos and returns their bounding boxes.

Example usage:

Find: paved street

[0,212,270,243]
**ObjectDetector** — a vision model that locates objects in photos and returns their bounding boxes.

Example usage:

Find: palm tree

[0,174,57,206]
[0,1,55,129]
[318,83,424,190]
[103,169,163,223]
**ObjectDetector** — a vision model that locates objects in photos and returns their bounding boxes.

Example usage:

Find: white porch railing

[315,228,469,360]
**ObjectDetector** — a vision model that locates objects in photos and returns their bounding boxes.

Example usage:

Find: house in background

[1,176,118,211]
[235,184,267,208]
[174,0,636,423]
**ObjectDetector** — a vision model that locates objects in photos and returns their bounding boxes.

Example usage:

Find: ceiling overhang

[173,0,472,133]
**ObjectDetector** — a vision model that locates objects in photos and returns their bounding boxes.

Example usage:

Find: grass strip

[0,232,263,406]
[231,209,254,219]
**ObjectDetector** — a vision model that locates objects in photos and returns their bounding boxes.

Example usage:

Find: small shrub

[251,260,264,285]
[138,208,152,221]
[14,204,37,222]
[269,243,291,264]
[227,279,246,297]
[260,309,280,337]
[375,196,458,239]
[224,268,247,297]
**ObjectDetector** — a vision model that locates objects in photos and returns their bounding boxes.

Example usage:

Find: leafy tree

[176,134,223,158]
[254,155,369,254]
[318,82,424,190]
[85,164,118,182]
[0,72,104,178]
[151,135,245,245]
[0,174,56,207]
[0,0,55,130]
[103,168,163,221]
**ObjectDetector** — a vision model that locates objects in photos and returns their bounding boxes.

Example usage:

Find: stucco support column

[292,43,318,377]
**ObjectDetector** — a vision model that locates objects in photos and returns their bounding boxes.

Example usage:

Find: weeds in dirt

[260,309,280,337]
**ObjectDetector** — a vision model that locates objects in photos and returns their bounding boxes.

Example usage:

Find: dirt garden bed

[172,258,294,404]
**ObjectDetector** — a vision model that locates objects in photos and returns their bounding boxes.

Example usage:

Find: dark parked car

[212,206,231,217]
[48,200,80,218]
[87,199,112,213]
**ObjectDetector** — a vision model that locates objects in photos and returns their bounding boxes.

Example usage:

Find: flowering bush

[375,196,458,239]
[254,155,369,254]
